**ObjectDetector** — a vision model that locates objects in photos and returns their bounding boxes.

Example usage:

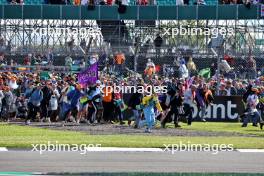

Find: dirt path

[10,122,261,137]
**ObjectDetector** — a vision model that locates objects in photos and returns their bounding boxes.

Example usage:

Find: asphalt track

[0,150,264,174]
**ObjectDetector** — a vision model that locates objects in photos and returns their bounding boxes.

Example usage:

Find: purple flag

[78,63,98,87]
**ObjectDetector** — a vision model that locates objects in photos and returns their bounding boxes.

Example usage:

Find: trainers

[70,116,76,123]
[144,128,151,133]
[47,118,51,123]
[25,120,30,125]
[201,119,206,122]
[253,124,258,127]
[175,124,181,128]
[260,123,263,130]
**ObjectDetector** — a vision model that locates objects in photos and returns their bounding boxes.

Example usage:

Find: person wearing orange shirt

[114,53,125,76]
[102,82,114,123]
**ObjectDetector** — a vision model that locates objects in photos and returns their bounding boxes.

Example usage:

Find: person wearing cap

[140,88,163,133]
[242,87,261,127]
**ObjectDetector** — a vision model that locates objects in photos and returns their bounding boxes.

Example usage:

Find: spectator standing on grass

[128,85,143,128]
[183,85,197,125]
[161,87,183,128]
[65,84,84,123]
[0,87,4,119]
[26,83,43,125]
[102,81,114,123]
[204,84,214,107]
[242,87,261,127]
[195,83,207,122]
[2,86,14,122]
[113,85,125,125]
[40,81,53,123]
[140,89,163,133]
[49,93,59,122]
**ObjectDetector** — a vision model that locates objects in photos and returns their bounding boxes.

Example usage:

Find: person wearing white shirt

[183,85,197,125]
[242,88,261,127]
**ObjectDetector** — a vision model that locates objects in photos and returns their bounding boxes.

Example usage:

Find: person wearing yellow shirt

[140,91,163,133]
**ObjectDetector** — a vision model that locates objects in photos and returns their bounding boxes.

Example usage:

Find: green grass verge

[177,122,264,137]
[0,123,264,149]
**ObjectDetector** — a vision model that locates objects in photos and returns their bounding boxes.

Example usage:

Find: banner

[40,71,50,80]
[199,68,211,79]
[122,95,244,122]
[78,63,98,87]
[192,96,245,122]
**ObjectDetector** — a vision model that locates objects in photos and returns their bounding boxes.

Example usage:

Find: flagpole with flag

[78,62,98,87]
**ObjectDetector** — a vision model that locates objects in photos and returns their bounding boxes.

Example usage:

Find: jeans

[87,104,96,123]
[243,111,261,126]
[102,101,114,122]
[163,108,179,125]
[115,106,123,122]
[199,105,206,121]
[40,102,48,120]
[132,109,141,127]
[26,102,40,121]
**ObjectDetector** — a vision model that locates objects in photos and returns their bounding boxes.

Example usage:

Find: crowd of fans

[0,52,263,133]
